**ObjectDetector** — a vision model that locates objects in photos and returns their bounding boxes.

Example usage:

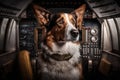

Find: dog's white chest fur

[52,42,80,54]
[38,42,81,80]
[52,42,81,64]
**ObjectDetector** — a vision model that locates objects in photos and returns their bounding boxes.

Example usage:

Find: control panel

[81,19,101,72]
[19,19,37,56]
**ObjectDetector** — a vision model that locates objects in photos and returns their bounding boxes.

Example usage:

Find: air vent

[86,0,120,18]
[0,0,32,19]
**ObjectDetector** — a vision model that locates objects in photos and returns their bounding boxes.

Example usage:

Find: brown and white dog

[33,4,86,80]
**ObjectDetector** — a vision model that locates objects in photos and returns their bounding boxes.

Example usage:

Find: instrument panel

[81,19,101,72]
[19,10,102,73]
[19,19,37,56]
[19,18,102,65]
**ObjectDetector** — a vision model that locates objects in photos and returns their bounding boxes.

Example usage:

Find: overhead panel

[86,0,120,18]
[0,0,32,19]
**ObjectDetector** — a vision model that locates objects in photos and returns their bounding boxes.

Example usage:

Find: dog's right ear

[33,4,51,26]
[71,4,86,30]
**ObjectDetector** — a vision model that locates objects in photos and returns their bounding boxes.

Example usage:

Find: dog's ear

[71,4,86,30]
[33,4,51,26]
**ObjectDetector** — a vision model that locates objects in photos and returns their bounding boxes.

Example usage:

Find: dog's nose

[70,29,79,38]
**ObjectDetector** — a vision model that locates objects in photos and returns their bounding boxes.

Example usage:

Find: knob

[21,41,27,46]
[90,28,98,35]
[21,29,27,34]
[91,36,98,42]
[20,35,26,39]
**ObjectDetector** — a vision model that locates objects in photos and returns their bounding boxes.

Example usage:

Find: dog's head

[33,4,86,43]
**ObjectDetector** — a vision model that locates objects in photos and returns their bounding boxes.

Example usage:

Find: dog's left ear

[71,4,86,30]
[33,4,51,26]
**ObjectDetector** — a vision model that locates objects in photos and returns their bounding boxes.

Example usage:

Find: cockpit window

[0,18,17,53]
[103,17,120,54]
[0,18,9,53]
[107,18,119,50]
[114,17,120,51]
[103,19,112,51]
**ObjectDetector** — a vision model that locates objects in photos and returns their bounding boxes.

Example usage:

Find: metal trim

[106,19,113,50]
[113,18,120,51]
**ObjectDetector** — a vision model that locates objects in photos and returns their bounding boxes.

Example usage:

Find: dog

[33,4,86,80]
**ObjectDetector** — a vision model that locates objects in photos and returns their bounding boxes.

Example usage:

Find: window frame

[114,18,120,51]
[106,18,120,54]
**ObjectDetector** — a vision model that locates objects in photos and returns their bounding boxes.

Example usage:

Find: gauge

[21,29,27,34]
[90,28,98,35]
[91,36,98,42]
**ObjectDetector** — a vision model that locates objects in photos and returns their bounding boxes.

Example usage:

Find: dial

[21,41,27,46]
[21,29,27,34]
[90,28,98,35]
[91,36,98,42]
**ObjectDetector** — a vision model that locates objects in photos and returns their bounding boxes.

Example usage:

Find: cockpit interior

[0,0,120,80]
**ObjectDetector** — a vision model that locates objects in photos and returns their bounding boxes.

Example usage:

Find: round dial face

[90,28,98,35]
[91,36,98,42]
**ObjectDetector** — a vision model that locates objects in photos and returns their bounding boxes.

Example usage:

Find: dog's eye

[56,18,64,27]
[71,18,76,25]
